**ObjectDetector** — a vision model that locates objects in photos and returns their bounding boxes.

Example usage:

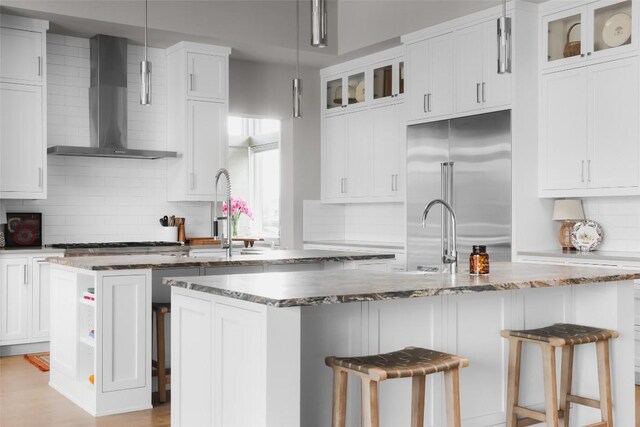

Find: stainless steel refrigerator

[407,110,511,271]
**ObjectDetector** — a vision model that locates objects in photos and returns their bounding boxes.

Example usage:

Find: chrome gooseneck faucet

[422,198,458,274]
[214,168,232,258]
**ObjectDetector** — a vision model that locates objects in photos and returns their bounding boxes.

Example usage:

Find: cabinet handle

[482,82,486,103]
[476,83,481,103]
[423,94,428,113]
[587,160,591,182]
[391,175,394,191]
[190,73,194,91]
[344,178,347,194]
[580,53,586,58]
[581,160,585,182]
[427,93,432,112]
[38,167,43,188]
[37,56,42,76]
[587,52,592,56]
[23,265,28,285]
[189,172,195,190]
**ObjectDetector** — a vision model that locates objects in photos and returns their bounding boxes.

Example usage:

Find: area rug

[24,352,50,372]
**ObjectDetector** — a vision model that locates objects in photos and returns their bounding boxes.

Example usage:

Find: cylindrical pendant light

[293,0,303,118]
[311,0,327,48]
[497,0,512,74]
[140,0,152,105]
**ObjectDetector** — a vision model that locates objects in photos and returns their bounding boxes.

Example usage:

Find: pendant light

[140,0,152,105]
[311,0,327,47]
[293,0,303,118]
[497,0,512,74]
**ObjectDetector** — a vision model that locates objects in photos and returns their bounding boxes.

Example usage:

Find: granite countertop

[164,261,640,308]
[46,249,395,271]
[519,250,640,263]
[0,247,66,255]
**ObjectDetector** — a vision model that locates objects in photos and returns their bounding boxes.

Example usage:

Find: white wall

[229,59,321,249]
[1,34,212,244]
[303,200,404,244]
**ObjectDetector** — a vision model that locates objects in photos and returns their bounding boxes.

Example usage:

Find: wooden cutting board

[187,237,264,247]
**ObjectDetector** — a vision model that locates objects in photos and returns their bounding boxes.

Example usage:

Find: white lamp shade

[552,199,585,221]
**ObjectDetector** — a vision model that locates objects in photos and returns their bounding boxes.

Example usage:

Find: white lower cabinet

[540,56,640,196]
[0,253,61,346]
[0,257,29,342]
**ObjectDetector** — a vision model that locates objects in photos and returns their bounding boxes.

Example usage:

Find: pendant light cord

[144,0,148,61]
[502,0,506,18]
[296,0,300,79]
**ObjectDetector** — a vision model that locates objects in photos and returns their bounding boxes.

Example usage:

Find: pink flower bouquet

[222,197,253,236]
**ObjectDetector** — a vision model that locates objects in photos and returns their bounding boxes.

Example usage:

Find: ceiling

[1,0,511,68]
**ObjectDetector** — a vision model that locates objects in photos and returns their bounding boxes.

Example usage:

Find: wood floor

[0,356,169,426]
[1,355,639,426]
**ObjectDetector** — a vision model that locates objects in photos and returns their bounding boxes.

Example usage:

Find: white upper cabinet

[187,52,227,100]
[406,33,454,122]
[0,83,45,197]
[370,58,405,105]
[323,68,367,114]
[320,47,406,203]
[540,68,589,191]
[455,19,511,115]
[0,15,48,200]
[539,56,639,196]
[167,42,231,202]
[371,103,404,199]
[542,0,637,72]
[0,27,43,84]
[588,57,639,189]
[187,100,227,197]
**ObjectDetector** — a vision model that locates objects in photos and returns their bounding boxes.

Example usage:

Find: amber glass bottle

[469,245,489,275]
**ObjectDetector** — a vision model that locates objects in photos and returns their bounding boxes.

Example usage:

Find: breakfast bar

[165,262,638,427]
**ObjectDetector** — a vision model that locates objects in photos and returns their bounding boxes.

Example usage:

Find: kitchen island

[45,250,393,416]
[165,263,638,427]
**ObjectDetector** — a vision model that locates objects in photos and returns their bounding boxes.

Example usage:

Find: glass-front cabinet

[324,69,366,112]
[370,58,405,104]
[542,0,636,70]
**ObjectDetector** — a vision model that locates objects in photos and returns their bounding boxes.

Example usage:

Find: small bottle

[469,245,489,275]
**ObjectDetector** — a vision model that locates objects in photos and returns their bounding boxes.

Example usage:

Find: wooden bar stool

[501,323,619,427]
[152,303,171,403]
[325,346,469,427]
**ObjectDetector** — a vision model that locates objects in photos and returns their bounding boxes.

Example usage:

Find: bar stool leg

[331,368,348,427]
[505,339,522,427]
[444,368,461,427]
[157,310,167,403]
[361,378,379,427]
[559,345,574,427]
[411,375,426,427]
[541,344,559,427]
[596,340,613,427]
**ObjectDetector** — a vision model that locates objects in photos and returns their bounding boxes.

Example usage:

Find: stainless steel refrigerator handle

[440,163,447,258]
[445,162,454,258]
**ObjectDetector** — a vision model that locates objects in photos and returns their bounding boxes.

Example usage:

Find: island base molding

[171,281,635,427]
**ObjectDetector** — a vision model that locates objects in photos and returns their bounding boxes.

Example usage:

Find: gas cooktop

[50,241,182,249]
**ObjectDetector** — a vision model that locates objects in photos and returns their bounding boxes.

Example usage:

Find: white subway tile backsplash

[1,34,211,244]
[582,197,640,251]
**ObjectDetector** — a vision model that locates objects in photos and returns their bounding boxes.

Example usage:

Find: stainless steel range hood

[47,35,176,160]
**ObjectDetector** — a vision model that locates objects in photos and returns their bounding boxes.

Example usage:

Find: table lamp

[552,199,585,251]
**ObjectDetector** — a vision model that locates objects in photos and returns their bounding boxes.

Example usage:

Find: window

[227,116,280,240]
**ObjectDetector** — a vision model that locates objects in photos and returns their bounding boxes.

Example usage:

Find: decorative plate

[602,13,632,48]
[571,220,604,252]
[355,81,365,102]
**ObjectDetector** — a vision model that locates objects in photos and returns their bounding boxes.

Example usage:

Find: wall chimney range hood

[47,35,176,160]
